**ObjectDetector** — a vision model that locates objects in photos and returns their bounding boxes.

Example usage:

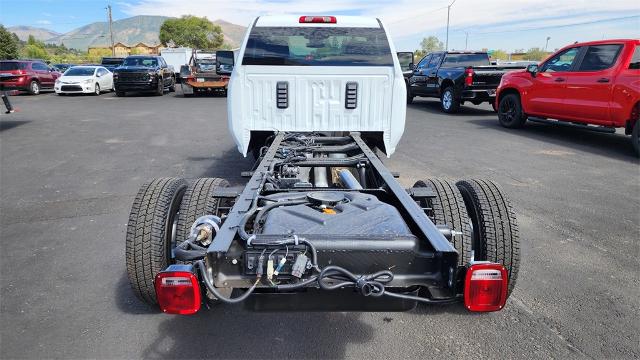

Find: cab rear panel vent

[277,81,288,109]
[345,82,358,109]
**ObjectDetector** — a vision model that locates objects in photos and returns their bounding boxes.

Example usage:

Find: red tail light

[155,267,201,315]
[299,16,337,24]
[464,67,474,87]
[464,263,508,312]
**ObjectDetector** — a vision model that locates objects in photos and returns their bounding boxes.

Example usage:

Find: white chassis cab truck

[125,15,521,314]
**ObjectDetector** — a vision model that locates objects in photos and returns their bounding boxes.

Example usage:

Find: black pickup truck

[405,51,525,113]
[113,55,175,97]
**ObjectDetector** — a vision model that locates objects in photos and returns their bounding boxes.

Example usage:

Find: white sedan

[55,66,114,95]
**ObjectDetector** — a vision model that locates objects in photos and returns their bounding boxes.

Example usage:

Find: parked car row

[400,39,639,156]
[0,55,175,97]
[1,39,637,155]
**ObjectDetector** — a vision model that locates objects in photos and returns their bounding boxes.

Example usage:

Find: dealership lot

[0,91,638,358]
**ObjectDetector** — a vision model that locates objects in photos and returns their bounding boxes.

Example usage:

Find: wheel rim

[443,91,452,109]
[500,97,516,123]
[95,84,100,95]
[31,82,39,94]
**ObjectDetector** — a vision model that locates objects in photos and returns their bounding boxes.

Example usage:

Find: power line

[471,15,639,35]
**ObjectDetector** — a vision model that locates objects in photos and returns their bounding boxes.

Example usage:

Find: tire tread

[125,177,187,305]
[456,179,520,295]
[414,179,472,266]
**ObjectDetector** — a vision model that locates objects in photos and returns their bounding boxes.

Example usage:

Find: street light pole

[544,36,551,52]
[446,0,456,51]
[465,31,469,50]
[106,5,115,57]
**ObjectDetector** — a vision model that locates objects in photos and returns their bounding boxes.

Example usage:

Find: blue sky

[1,0,638,52]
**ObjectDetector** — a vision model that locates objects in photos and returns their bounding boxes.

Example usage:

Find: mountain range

[7,25,60,42]
[7,16,246,51]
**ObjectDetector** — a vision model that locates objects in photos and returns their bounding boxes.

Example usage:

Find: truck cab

[226,15,407,157]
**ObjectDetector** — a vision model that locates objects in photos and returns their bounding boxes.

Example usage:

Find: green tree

[490,49,509,61]
[159,16,224,49]
[86,48,112,63]
[525,47,548,61]
[420,36,444,53]
[22,44,49,60]
[21,34,49,60]
[0,25,20,59]
[27,34,46,48]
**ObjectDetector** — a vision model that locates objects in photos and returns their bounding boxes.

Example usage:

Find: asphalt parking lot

[1,89,638,359]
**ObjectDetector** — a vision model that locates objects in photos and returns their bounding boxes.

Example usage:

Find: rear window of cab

[242,27,393,66]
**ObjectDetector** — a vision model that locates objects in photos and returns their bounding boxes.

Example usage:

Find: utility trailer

[125,15,520,314]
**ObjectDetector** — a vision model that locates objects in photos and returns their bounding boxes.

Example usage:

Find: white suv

[226,15,407,156]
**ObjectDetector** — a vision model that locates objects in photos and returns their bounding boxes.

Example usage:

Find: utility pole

[446,0,457,51]
[464,31,469,50]
[106,5,115,56]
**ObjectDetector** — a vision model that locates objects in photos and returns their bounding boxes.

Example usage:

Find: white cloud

[36,20,52,25]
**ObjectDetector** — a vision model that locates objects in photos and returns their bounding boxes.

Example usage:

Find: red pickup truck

[496,39,640,156]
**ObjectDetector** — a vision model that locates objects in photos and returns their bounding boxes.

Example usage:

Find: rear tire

[125,178,187,305]
[116,91,125,97]
[28,80,40,95]
[498,93,527,128]
[174,178,230,259]
[414,179,473,266]
[456,179,520,296]
[169,77,176,92]
[440,86,460,113]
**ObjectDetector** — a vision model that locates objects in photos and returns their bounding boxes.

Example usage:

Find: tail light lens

[464,67,474,87]
[299,16,337,24]
[155,266,201,315]
[464,263,508,312]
